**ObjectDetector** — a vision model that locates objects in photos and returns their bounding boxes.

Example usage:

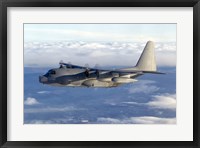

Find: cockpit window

[44,72,49,77]
[66,65,72,68]
[44,70,56,77]
[49,70,56,75]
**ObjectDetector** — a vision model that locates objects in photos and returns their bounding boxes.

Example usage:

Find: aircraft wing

[59,62,165,74]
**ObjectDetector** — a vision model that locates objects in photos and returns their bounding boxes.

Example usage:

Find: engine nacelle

[82,79,110,87]
[98,78,112,82]
[112,77,137,83]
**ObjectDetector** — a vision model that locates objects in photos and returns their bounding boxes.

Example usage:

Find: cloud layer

[97,116,176,124]
[24,41,176,67]
[128,80,159,94]
[146,94,176,110]
[25,106,85,113]
[24,97,40,105]
[122,93,176,110]
[25,116,176,124]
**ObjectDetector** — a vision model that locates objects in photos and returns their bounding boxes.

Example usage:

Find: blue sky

[24,24,176,42]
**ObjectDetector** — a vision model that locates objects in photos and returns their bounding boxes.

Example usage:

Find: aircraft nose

[39,76,48,83]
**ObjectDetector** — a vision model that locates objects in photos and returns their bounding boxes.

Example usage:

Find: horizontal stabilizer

[142,71,165,74]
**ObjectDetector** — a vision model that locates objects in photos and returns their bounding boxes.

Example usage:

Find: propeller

[59,60,72,68]
[59,60,64,68]
[84,63,99,78]
[68,62,72,68]
[94,64,100,69]
[84,63,90,69]
[84,63,90,77]
[94,64,101,78]
[59,60,64,65]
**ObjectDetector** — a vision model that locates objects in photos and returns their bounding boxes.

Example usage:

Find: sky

[24,24,176,67]
[24,24,176,42]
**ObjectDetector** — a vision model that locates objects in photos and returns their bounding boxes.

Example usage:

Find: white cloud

[128,80,159,94]
[97,116,176,124]
[37,91,50,94]
[24,97,40,105]
[146,94,176,110]
[156,52,176,67]
[121,102,140,105]
[121,93,176,111]
[25,106,85,113]
[25,117,89,124]
[25,120,55,124]
[25,118,72,124]
[24,41,176,67]
[26,116,176,124]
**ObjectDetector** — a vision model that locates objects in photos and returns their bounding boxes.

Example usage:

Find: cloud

[146,94,176,110]
[121,102,140,105]
[97,116,176,124]
[24,106,85,113]
[128,80,159,94]
[121,93,176,111]
[37,91,50,94]
[25,120,55,124]
[25,118,72,124]
[24,97,40,105]
[25,118,90,124]
[24,41,176,67]
[26,116,176,124]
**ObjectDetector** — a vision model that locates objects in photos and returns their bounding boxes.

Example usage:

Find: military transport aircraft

[39,41,164,87]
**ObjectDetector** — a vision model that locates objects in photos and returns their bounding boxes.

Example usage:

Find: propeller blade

[85,69,90,77]
[95,70,100,78]
[94,64,101,69]
[85,63,90,69]
[59,60,64,65]
[94,64,101,78]
[68,62,72,68]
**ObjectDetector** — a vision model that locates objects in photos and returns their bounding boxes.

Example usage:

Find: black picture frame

[0,0,199,147]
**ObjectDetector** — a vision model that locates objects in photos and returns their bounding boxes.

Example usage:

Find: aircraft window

[49,70,56,75]
[44,72,49,77]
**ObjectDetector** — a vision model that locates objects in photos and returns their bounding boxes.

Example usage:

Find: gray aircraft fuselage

[39,66,140,87]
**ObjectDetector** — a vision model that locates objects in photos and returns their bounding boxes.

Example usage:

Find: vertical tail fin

[135,41,157,71]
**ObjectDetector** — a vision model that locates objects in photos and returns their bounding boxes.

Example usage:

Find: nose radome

[39,76,48,83]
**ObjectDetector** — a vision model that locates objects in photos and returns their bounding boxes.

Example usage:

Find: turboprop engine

[112,77,137,83]
[82,79,111,87]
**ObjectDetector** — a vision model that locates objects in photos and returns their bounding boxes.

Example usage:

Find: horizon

[24,24,176,67]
